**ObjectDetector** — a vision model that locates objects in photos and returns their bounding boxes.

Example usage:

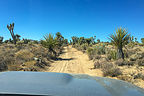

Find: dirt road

[46,46,103,76]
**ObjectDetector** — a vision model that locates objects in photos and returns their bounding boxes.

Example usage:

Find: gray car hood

[0,71,144,96]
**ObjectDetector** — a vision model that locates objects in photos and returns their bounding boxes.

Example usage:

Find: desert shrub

[31,45,48,58]
[115,59,125,66]
[16,40,24,45]
[115,59,134,66]
[107,50,117,60]
[87,47,95,60]
[33,40,39,44]
[127,42,135,48]
[15,49,34,61]
[137,59,144,66]
[137,52,144,59]
[93,55,101,61]
[94,61,101,69]
[81,43,89,51]
[134,73,144,80]
[118,75,134,83]
[28,41,34,45]
[0,49,16,71]
[123,50,129,58]
[0,57,8,71]
[129,53,143,61]
[0,44,52,72]
[102,63,122,77]
[126,61,135,66]
[24,60,36,66]
[87,44,106,60]
[139,43,144,46]
[7,63,22,71]
[35,58,50,68]
[94,44,106,55]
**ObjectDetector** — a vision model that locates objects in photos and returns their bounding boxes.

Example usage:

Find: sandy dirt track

[45,46,103,76]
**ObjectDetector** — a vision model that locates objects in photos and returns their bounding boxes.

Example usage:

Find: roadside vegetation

[0,23,144,88]
[71,27,144,88]
[0,23,68,72]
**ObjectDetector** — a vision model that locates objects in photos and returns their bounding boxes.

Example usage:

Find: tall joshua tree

[7,23,16,44]
[109,27,130,59]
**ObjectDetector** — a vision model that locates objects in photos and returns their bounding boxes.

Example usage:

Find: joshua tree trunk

[11,30,16,44]
[50,48,57,59]
[13,35,16,44]
[117,47,124,59]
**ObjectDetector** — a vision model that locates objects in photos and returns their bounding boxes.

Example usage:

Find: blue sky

[0,0,144,42]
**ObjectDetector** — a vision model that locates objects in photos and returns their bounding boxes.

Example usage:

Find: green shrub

[28,41,34,45]
[94,44,106,55]
[107,50,117,60]
[33,40,39,44]
[87,47,94,60]
[23,39,31,44]
[16,40,24,45]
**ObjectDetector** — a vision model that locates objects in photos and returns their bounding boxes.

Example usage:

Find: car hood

[0,71,144,96]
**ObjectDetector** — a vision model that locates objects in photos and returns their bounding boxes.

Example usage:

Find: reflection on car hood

[0,71,144,96]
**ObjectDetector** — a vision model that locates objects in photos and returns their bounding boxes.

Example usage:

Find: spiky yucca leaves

[109,27,130,59]
[41,33,58,59]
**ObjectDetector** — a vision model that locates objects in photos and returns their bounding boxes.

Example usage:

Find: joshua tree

[141,38,144,44]
[85,38,92,45]
[56,32,64,46]
[78,37,85,45]
[15,34,21,41]
[109,27,130,59]
[71,36,79,45]
[97,39,100,43]
[0,36,4,44]
[7,23,16,44]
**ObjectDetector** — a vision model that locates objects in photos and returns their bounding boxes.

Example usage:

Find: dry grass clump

[115,59,135,66]
[0,44,54,72]
[94,61,122,77]
[102,63,122,77]
[15,49,34,61]
[118,75,134,83]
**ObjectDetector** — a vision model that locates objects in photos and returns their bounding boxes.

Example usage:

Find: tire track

[45,46,103,77]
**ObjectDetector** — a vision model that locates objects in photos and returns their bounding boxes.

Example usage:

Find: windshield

[0,0,144,94]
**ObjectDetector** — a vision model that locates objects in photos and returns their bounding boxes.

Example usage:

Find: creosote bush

[87,44,106,60]
[107,50,117,60]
